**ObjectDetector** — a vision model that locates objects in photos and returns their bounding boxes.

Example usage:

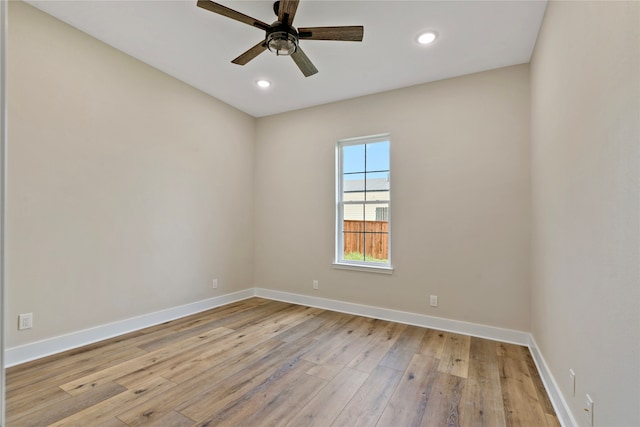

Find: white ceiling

[27,0,547,117]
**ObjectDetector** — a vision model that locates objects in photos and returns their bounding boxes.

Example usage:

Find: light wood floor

[7,298,559,426]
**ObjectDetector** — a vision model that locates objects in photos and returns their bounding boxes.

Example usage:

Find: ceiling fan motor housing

[266,22,298,56]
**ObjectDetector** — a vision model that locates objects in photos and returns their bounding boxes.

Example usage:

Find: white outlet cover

[585,394,594,427]
[18,313,33,330]
[569,369,576,396]
[430,295,438,307]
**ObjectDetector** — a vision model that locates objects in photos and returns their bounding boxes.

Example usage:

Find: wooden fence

[343,220,389,260]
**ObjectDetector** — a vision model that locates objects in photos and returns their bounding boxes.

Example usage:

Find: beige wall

[7,2,255,347]
[255,64,532,332]
[530,1,640,426]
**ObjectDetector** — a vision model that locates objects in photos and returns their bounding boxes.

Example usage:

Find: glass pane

[343,144,365,174]
[366,140,390,172]
[364,231,388,262]
[364,219,389,233]
[364,219,388,261]
[344,172,365,203]
[343,203,365,221]
[365,171,390,202]
[375,206,389,221]
[343,231,365,261]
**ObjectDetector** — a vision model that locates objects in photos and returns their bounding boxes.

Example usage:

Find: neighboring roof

[344,178,389,192]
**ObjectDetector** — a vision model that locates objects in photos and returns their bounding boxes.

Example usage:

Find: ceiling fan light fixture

[267,30,297,56]
[417,31,437,45]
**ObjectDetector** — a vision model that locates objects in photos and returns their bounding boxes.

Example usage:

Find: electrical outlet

[569,369,576,396]
[430,295,438,307]
[312,280,319,290]
[18,313,33,330]
[212,279,218,289]
[585,394,594,427]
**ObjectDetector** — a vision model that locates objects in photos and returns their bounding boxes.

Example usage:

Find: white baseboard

[5,286,574,427]
[528,335,578,427]
[254,288,530,345]
[4,289,254,367]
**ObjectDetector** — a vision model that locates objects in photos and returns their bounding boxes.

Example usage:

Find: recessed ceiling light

[417,32,437,45]
[256,80,271,88]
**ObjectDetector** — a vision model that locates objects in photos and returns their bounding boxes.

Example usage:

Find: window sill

[332,262,394,274]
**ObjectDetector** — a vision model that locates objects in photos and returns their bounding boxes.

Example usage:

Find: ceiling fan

[196,0,364,77]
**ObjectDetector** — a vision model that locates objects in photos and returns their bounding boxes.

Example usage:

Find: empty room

[1,0,638,426]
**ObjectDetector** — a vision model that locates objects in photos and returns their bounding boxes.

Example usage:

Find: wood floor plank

[418,328,448,359]
[460,378,506,427]
[123,410,196,427]
[459,337,507,427]
[497,342,527,360]
[9,382,127,427]
[6,345,150,412]
[524,349,557,416]
[499,355,549,426]
[166,298,271,334]
[6,385,70,420]
[216,300,294,330]
[114,325,275,386]
[284,367,369,427]
[420,372,464,427]
[377,353,440,426]
[237,373,327,427]
[302,316,373,364]
[167,336,287,385]
[136,318,223,353]
[347,321,406,373]
[331,365,403,427]
[379,325,427,371]
[158,298,276,341]
[177,336,321,421]
[193,359,317,426]
[60,326,232,395]
[161,326,289,384]
[438,332,471,378]
[305,318,380,380]
[50,376,176,427]
[274,314,330,343]
[6,330,145,382]
[6,298,559,427]
[469,336,500,362]
[6,340,150,395]
[308,311,356,341]
[116,338,290,425]
[545,412,562,427]
[93,417,129,427]
[252,304,325,331]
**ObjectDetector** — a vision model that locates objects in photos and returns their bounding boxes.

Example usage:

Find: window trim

[335,133,392,273]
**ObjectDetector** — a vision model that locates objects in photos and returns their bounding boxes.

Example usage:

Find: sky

[343,140,390,181]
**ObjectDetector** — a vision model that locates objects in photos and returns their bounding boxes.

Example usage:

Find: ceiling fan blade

[197,0,269,31]
[291,47,318,77]
[298,26,364,42]
[231,40,268,65]
[278,0,299,26]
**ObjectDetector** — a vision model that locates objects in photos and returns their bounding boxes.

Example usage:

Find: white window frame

[334,133,393,274]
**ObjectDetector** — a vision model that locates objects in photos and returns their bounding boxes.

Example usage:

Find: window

[336,134,391,271]
[375,207,388,221]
